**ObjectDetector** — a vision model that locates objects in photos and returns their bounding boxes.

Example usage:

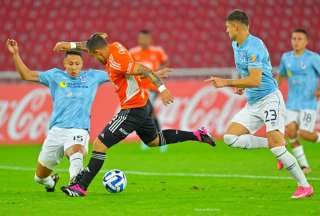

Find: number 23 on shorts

[264,109,277,122]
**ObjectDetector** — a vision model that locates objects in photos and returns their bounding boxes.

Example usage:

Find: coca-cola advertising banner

[0,80,319,144]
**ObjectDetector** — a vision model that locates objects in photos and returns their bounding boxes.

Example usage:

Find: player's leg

[65,144,87,183]
[223,107,269,149]
[63,129,90,183]
[136,103,215,148]
[264,91,312,198]
[34,162,58,192]
[293,109,317,173]
[36,128,63,192]
[277,110,298,170]
[61,109,139,197]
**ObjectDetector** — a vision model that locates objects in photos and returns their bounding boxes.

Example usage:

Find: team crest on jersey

[59,81,67,88]
[250,54,257,62]
[300,61,306,70]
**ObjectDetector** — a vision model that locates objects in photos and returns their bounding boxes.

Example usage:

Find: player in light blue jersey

[205,10,313,198]
[277,28,320,174]
[6,39,109,192]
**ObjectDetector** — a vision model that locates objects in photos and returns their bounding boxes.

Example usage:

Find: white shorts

[285,109,317,132]
[231,90,286,134]
[38,127,89,170]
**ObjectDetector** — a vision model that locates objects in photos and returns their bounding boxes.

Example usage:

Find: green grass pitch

[0,140,319,216]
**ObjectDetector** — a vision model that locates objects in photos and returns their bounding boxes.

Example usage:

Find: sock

[69,152,84,181]
[34,175,55,188]
[79,151,106,190]
[292,145,309,168]
[271,146,309,187]
[159,130,198,145]
[224,134,269,149]
[316,133,320,143]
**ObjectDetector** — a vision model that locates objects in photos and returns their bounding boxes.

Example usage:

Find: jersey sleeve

[109,44,136,74]
[38,68,58,86]
[89,69,109,84]
[247,45,263,70]
[312,54,320,76]
[278,54,287,76]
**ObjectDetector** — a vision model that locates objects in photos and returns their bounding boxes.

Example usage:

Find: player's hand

[155,68,172,79]
[234,87,244,95]
[6,39,19,55]
[160,89,174,105]
[53,42,71,52]
[204,76,228,88]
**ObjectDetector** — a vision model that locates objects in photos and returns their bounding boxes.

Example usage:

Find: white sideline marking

[0,164,319,181]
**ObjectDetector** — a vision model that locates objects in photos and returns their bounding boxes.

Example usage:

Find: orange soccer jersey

[130,46,168,92]
[105,42,148,109]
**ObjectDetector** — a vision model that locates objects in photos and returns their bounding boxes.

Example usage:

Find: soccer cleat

[194,127,216,147]
[291,185,313,199]
[61,184,87,197]
[301,166,312,174]
[277,160,284,170]
[46,174,59,192]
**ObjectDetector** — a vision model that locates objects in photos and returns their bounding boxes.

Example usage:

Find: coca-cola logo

[0,88,51,141]
[155,86,246,135]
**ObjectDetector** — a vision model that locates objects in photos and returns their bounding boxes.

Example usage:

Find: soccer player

[205,10,313,198]
[6,39,109,192]
[130,29,169,151]
[276,28,320,174]
[54,33,215,197]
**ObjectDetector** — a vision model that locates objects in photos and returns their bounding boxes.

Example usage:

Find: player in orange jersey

[54,33,215,197]
[130,30,169,150]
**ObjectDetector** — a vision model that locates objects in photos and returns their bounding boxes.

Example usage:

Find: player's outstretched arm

[205,68,262,88]
[132,63,174,105]
[6,39,39,82]
[53,32,108,53]
[53,41,88,52]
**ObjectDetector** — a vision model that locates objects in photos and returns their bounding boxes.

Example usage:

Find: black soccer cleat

[194,127,216,147]
[46,173,59,192]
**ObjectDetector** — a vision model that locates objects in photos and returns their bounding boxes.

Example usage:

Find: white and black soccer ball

[102,169,127,193]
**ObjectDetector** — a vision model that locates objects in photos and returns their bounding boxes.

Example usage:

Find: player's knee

[223,134,239,147]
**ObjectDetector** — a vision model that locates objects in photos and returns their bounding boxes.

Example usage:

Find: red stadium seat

[1,0,319,70]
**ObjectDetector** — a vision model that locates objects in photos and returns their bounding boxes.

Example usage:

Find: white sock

[34,175,55,188]
[224,134,269,149]
[292,145,309,168]
[316,133,320,143]
[69,152,83,180]
[271,146,309,187]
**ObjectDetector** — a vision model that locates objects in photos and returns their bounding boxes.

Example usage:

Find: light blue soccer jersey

[39,68,109,130]
[232,34,278,104]
[279,50,320,110]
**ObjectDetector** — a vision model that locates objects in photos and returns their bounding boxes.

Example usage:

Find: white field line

[0,164,319,181]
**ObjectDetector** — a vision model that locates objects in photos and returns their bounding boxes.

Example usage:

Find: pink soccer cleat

[61,184,87,197]
[193,127,215,147]
[291,185,314,199]
[277,160,284,170]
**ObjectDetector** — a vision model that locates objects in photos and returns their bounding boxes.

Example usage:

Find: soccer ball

[102,169,127,193]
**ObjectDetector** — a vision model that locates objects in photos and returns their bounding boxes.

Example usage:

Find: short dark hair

[226,9,249,26]
[86,34,107,53]
[139,29,151,35]
[293,28,308,38]
[65,49,82,57]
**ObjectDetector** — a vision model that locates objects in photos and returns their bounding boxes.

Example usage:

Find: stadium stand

[1,0,319,70]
